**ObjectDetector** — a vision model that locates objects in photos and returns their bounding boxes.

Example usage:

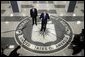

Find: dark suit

[40,13,50,31]
[9,46,21,56]
[72,34,84,55]
[30,8,38,25]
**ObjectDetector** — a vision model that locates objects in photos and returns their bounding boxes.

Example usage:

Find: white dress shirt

[32,8,35,12]
[44,13,46,19]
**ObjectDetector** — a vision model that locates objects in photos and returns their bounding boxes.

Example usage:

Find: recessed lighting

[77,21,81,24]
[60,14,63,16]
[5,21,9,24]
[73,13,76,16]
[10,14,13,16]
[9,45,15,48]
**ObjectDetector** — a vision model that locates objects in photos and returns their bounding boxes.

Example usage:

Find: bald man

[40,12,50,32]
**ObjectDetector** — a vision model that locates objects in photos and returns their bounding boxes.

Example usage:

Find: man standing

[40,11,50,32]
[30,7,38,25]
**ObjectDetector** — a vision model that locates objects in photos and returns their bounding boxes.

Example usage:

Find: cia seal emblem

[15,16,73,53]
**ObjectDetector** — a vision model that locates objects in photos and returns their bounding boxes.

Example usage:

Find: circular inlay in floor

[15,16,73,53]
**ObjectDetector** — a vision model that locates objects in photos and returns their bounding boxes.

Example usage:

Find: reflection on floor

[1,16,84,56]
[1,1,84,56]
[32,21,56,44]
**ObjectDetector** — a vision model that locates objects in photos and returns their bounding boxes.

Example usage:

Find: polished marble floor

[1,1,84,56]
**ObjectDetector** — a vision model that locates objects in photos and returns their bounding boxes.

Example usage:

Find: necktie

[44,13,45,19]
[33,9,34,12]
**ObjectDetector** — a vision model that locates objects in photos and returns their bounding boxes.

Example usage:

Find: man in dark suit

[71,29,84,55]
[30,7,38,25]
[40,12,50,32]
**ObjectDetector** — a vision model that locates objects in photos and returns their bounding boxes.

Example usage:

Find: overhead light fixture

[10,14,13,17]
[77,21,81,24]
[9,45,15,48]
[73,13,76,16]
[5,21,9,24]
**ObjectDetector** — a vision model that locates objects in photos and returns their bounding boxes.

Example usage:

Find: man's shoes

[36,23,37,25]
[44,30,45,32]
[40,29,42,31]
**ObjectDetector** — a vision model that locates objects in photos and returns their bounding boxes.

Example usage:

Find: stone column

[65,1,77,12]
[10,1,21,13]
